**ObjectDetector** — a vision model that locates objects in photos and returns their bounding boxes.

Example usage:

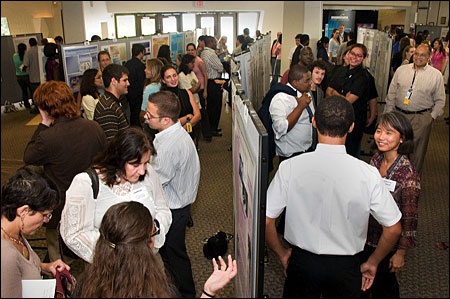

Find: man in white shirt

[145,90,200,298]
[288,34,302,65]
[269,64,315,163]
[266,95,402,298]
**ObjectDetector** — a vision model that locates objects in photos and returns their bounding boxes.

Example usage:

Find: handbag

[55,268,76,298]
[58,168,99,261]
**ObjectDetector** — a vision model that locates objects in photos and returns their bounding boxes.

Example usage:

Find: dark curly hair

[92,127,155,187]
[1,165,59,221]
[80,68,100,98]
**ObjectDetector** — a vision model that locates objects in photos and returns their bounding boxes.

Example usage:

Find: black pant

[159,205,196,298]
[199,89,212,138]
[283,246,362,298]
[206,79,223,132]
[128,96,142,127]
[360,245,399,298]
[345,127,364,159]
[30,82,40,104]
[16,75,32,108]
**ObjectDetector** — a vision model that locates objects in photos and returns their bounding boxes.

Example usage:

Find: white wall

[61,1,85,43]
[82,1,115,40]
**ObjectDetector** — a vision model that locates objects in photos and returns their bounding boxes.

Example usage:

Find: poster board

[12,33,43,53]
[129,38,152,61]
[170,33,184,63]
[184,31,195,49]
[100,42,127,65]
[61,44,99,93]
[231,67,268,298]
[151,34,169,58]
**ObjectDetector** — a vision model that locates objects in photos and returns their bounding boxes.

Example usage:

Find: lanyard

[410,70,417,89]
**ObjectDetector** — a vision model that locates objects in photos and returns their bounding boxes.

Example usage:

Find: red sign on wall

[195,1,203,7]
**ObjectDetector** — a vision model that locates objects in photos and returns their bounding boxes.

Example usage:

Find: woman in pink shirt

[431,38,448,74]
[186,42,213,141]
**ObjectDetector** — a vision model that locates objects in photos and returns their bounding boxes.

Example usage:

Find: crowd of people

[2,24,448,298]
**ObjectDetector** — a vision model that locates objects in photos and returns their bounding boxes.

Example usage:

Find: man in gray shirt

[23,38,40,114]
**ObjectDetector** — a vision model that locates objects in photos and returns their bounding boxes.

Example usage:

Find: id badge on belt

[403,88,413,104]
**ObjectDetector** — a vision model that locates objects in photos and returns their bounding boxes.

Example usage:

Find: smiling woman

[60,127,172,263]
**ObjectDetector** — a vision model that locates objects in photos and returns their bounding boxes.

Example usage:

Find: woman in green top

[13,43,32,109]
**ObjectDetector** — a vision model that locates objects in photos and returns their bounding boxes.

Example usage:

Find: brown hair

[347,43,368,58]
[148,91,180,123]
[33,81,80,119]
[80,201,176,298]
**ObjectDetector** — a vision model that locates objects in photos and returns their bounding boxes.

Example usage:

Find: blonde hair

[218,36,227,49]
[144,58,164,87]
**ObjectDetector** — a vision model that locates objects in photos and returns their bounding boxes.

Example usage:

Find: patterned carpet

[1,95,448,297]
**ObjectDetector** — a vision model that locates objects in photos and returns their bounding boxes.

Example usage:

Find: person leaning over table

[1,166,70,298]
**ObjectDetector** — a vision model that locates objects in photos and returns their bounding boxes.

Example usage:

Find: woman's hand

[41,259,70,277]
[202,255,237,298]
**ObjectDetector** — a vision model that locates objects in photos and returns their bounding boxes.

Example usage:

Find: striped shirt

[93,91,129,140]
[201,47,224,79]
[151,121,200,209]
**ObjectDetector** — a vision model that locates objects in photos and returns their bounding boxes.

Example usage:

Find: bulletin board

[60,44,99,93]
[170,33,184,63]
[231,60,269,298]
[129,38,153,61]
[184,31,195,49]
[100,42,127,65]
[151,34,169,58]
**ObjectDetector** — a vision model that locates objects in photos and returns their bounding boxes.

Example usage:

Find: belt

[396,106,432,114]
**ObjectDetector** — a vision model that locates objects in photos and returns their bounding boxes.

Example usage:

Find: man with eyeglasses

[94,64,130,141]
[145,90,200,298]
[384,43,445,173]
[326,43,375,159]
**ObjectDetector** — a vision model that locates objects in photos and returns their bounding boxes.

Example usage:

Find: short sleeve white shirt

[266,144,402,255]
[269,83,314,157]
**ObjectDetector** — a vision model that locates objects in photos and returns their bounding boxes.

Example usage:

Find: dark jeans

[199,89,212,138]
[360,245,399,298]
[206,79,223,132]
[16,75,32,108]
[283,246,362,298]
[159,205,196,298]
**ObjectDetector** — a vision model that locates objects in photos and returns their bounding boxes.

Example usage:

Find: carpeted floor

[1,95,448,297]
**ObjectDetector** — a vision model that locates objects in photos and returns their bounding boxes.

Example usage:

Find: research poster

[170,33,184,63]
[184,31,195,48]
[130,39,152,60]
[101,43,127,65]
[61,44,99,92]
[151,35,169,58]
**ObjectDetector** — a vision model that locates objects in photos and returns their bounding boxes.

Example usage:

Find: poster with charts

[151,35,169,59]
[61,44,99,93]
[101,43,127,65]
[129,39,152,61]
[12,34,41,53]
[170,33,184,63]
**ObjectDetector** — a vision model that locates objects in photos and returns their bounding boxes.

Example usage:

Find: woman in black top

[326,43,375,159]
[160,65,201,132]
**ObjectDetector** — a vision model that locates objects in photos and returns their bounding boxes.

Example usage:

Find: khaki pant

[402,111,434,174]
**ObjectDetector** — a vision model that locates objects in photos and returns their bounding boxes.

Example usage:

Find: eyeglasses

[145,110,165,120]
[42,212,52,221]
[151,222,160,237]
[349,51,364,59]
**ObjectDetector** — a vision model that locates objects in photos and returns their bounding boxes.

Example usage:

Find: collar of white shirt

[286,82,302,97]
[154,121,182,147]
[315,143,347,154]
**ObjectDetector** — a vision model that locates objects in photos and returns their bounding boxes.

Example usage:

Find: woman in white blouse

[80,68,103,120]
[60,127,172,263]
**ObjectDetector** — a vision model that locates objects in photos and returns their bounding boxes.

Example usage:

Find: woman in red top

[361,111,420,298]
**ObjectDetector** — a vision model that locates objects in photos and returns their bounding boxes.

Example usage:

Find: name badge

[403,89,413,105]
[132,187,149,201]
[383,178,396,192]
